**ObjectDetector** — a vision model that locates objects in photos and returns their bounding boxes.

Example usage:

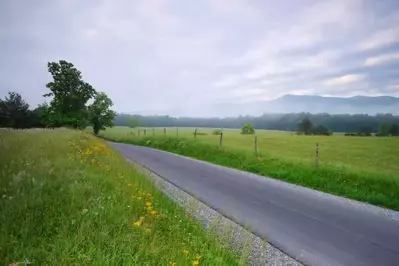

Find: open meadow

[0,129,242,265]
[101,126,399,210]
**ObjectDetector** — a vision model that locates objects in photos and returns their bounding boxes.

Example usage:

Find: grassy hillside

[100,127,399,211]
[0,129,241,265]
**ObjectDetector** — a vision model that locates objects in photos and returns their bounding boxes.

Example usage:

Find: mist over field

[147,94,399,117]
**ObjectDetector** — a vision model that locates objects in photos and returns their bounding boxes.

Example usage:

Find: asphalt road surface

[109,142,399,266]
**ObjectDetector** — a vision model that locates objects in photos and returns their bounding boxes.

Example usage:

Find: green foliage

[126,116,140,128]
[357,125,372,136]
[389,124,399,136]
[212,129,222,135]
[0,92,50,129]
[88,92,116,135]
[378,123,390,136]
[311,125,332,136]
[240,123,255,135]
[44,60,97,129]
[193,132,207,136]
[0,92,30,128]
[297,118,313,135]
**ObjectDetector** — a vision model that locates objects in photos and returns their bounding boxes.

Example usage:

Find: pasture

[104,126,399,177]
[0,129,241,265]
[101,126,399,210]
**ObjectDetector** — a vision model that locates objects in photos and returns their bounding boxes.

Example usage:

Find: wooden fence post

[144,129,146,137]
[164,128,166,136]
[315,142,319,168]
[219,132,223,147]
[254,136,258,156]
[152,128,155,136]
[194,128,197,140]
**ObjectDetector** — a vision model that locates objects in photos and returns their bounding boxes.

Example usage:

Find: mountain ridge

[259,94,399,115]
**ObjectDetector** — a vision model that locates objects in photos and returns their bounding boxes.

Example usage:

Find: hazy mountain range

[211,95,399,117]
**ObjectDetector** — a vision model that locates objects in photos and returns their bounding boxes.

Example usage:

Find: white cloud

[360,26,399,51]
[364,53,399,67]
[324,74,365,86]
[388,84,399,91]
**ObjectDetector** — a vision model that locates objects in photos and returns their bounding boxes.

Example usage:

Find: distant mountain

[209,95,399,117]
[261,95,399,115]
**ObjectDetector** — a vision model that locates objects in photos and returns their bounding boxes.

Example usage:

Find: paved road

[110,142,399,266]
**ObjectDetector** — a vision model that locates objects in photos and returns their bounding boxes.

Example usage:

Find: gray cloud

[1,0,399,116]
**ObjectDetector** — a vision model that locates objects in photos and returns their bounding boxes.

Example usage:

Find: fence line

[128,128,320,168]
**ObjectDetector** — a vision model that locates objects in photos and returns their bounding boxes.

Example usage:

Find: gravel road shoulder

[128,159,302,266]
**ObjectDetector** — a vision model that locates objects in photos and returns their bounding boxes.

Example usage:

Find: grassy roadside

[100,133,399,211]
[0,129,241,265]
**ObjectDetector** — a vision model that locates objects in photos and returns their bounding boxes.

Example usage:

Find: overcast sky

[1,0,399,116]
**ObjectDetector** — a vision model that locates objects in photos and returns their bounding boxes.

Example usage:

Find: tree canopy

[1,60,115,133]
[241,123,255,134]
[297,118,313,135]
[0,92,30,128]
[44,60,97,129]
[89,92,116,135]
[389,124,399,136]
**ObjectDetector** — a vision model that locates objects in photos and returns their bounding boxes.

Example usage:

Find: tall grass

[0,129,241,265]
[100,129,399,211]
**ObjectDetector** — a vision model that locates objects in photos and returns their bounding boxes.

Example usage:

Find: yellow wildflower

[150,210,157,215]
[146,202,151,206]
[183,250,189,255]
[133,221,141,227]
[192,261,199,265]
[169,262,176,266]
[145,228,151,233]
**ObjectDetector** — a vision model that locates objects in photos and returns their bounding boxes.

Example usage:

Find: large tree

[44,60,97,129]
[241,123,255,134]
[389,124,399,136]
[297,118,313,135]
[88,92,116,135]
[378,123,390,136]
[0,92,30,128]
[311,124,331,135]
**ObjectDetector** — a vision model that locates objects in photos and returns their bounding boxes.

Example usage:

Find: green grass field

[100,126,399,211]
[0,129,242,265]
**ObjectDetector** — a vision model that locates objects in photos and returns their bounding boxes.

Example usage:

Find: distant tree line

[114,113,399,135]
[296,118,332,135]
[0,60,116,134]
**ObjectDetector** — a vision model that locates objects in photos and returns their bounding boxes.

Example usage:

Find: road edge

[125,157,303,266]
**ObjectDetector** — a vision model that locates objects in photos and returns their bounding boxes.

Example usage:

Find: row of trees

[115,113,399,134]
[0,92,47,128]
[0,60,116,134]
[297,118,332,135]
[377,123,399,136]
